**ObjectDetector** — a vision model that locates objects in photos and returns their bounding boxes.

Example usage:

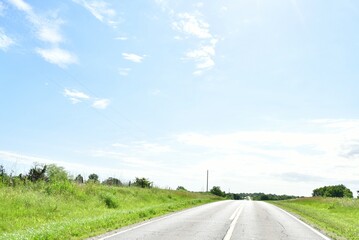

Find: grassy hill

[0,182,220,240]
[271,197,359,240]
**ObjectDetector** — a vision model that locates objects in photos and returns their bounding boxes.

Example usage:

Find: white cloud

[63,88,90,104]
[185,38,217,72]
[63,88,110,110]
[174,119,359,195]
[92,98,110,109]
[170,11,218,74]
[73,0,120,28]
[9,0,63,43]
[115,36,128,41]
[122,53,144,63]
[118,67,131,76]
[0,28,14,51]
[8,0,32,12]
[36,48,77,68]
[37,22,64,44]
[172,12,212,39]
[8,0,77,66]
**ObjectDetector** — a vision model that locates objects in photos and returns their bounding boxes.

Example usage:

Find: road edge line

[272,204,331,240]
[97,201,228,240]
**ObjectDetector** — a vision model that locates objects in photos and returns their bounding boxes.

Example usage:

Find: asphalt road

[90,200,331,240]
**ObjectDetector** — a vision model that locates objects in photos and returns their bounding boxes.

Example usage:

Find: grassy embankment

[271,197,359,240]
[0,182,220,240]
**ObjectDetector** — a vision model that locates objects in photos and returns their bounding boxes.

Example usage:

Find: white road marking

[273,204,331,240]
[97,207,194,240]
[97,201,229,240]
[223,204,243,240]
[229,206,241,221]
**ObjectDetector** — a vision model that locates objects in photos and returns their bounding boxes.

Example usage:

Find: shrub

[312,184,353,198]
[133,177,152,188]
[100,193,119,209]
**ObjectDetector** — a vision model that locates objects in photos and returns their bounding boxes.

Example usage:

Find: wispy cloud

[122,53,144,63]
[118,67,131,76]
[8,0,31,12]
[185,38,217,74]
[63,88,90,104]
[63,88,110,109]
[172,12,212,39]
[92,98,110,109]
[166,8,218,75]
[0,28,14,51]
[115,36,128,41]
[73,0,120,28]
[36,48,77,68]
[8,0,77,67]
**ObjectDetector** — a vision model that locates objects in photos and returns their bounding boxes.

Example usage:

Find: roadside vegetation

[0,164,220,240]
[271,197,359,240]
[270,185,357,240]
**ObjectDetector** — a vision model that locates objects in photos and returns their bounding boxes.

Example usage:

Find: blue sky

[1,0,359,196]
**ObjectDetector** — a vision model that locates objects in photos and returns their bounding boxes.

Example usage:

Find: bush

[102,177,122,186]
[100,193,119,209]
[133,177,152,188]
[46,164,69,183]
[210,186,225,197]
[176,186,187,191]
[312,184,353,198]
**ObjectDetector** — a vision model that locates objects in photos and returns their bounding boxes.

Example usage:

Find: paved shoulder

[91,200,240,240]
[89,200,330,240]
[232,201,330,240]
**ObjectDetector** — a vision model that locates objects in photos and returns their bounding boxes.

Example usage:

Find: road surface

[90,200,330,240]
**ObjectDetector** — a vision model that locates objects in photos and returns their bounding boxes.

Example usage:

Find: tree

[27,163,47,182]
[88,173,99,183]
[176,186,187,191]
[74,174,84,184]
[0,165,6,183]
[210,186,225,197]
[312,184,353,198]
[133,177,152,188]
[103,177,122,186]
[46,164,68,182]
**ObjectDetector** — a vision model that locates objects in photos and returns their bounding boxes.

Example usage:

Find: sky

[1,0,359,196]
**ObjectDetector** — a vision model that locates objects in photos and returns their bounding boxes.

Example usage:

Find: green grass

[270,197,359,240]
[0,182,220,239]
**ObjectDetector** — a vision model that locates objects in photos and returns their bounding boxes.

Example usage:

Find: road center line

[223,204,243,240]
[229,206,241,221]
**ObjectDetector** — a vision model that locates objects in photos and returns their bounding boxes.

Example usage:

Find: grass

[270,197,359,240]
[0,182,220,239]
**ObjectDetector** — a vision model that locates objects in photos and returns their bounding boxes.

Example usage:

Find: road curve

[89,200,330,240]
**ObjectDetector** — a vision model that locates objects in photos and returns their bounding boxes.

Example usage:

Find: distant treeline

[227,192,300,201]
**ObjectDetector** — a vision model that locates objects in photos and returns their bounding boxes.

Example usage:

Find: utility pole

[206,170,209,192]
